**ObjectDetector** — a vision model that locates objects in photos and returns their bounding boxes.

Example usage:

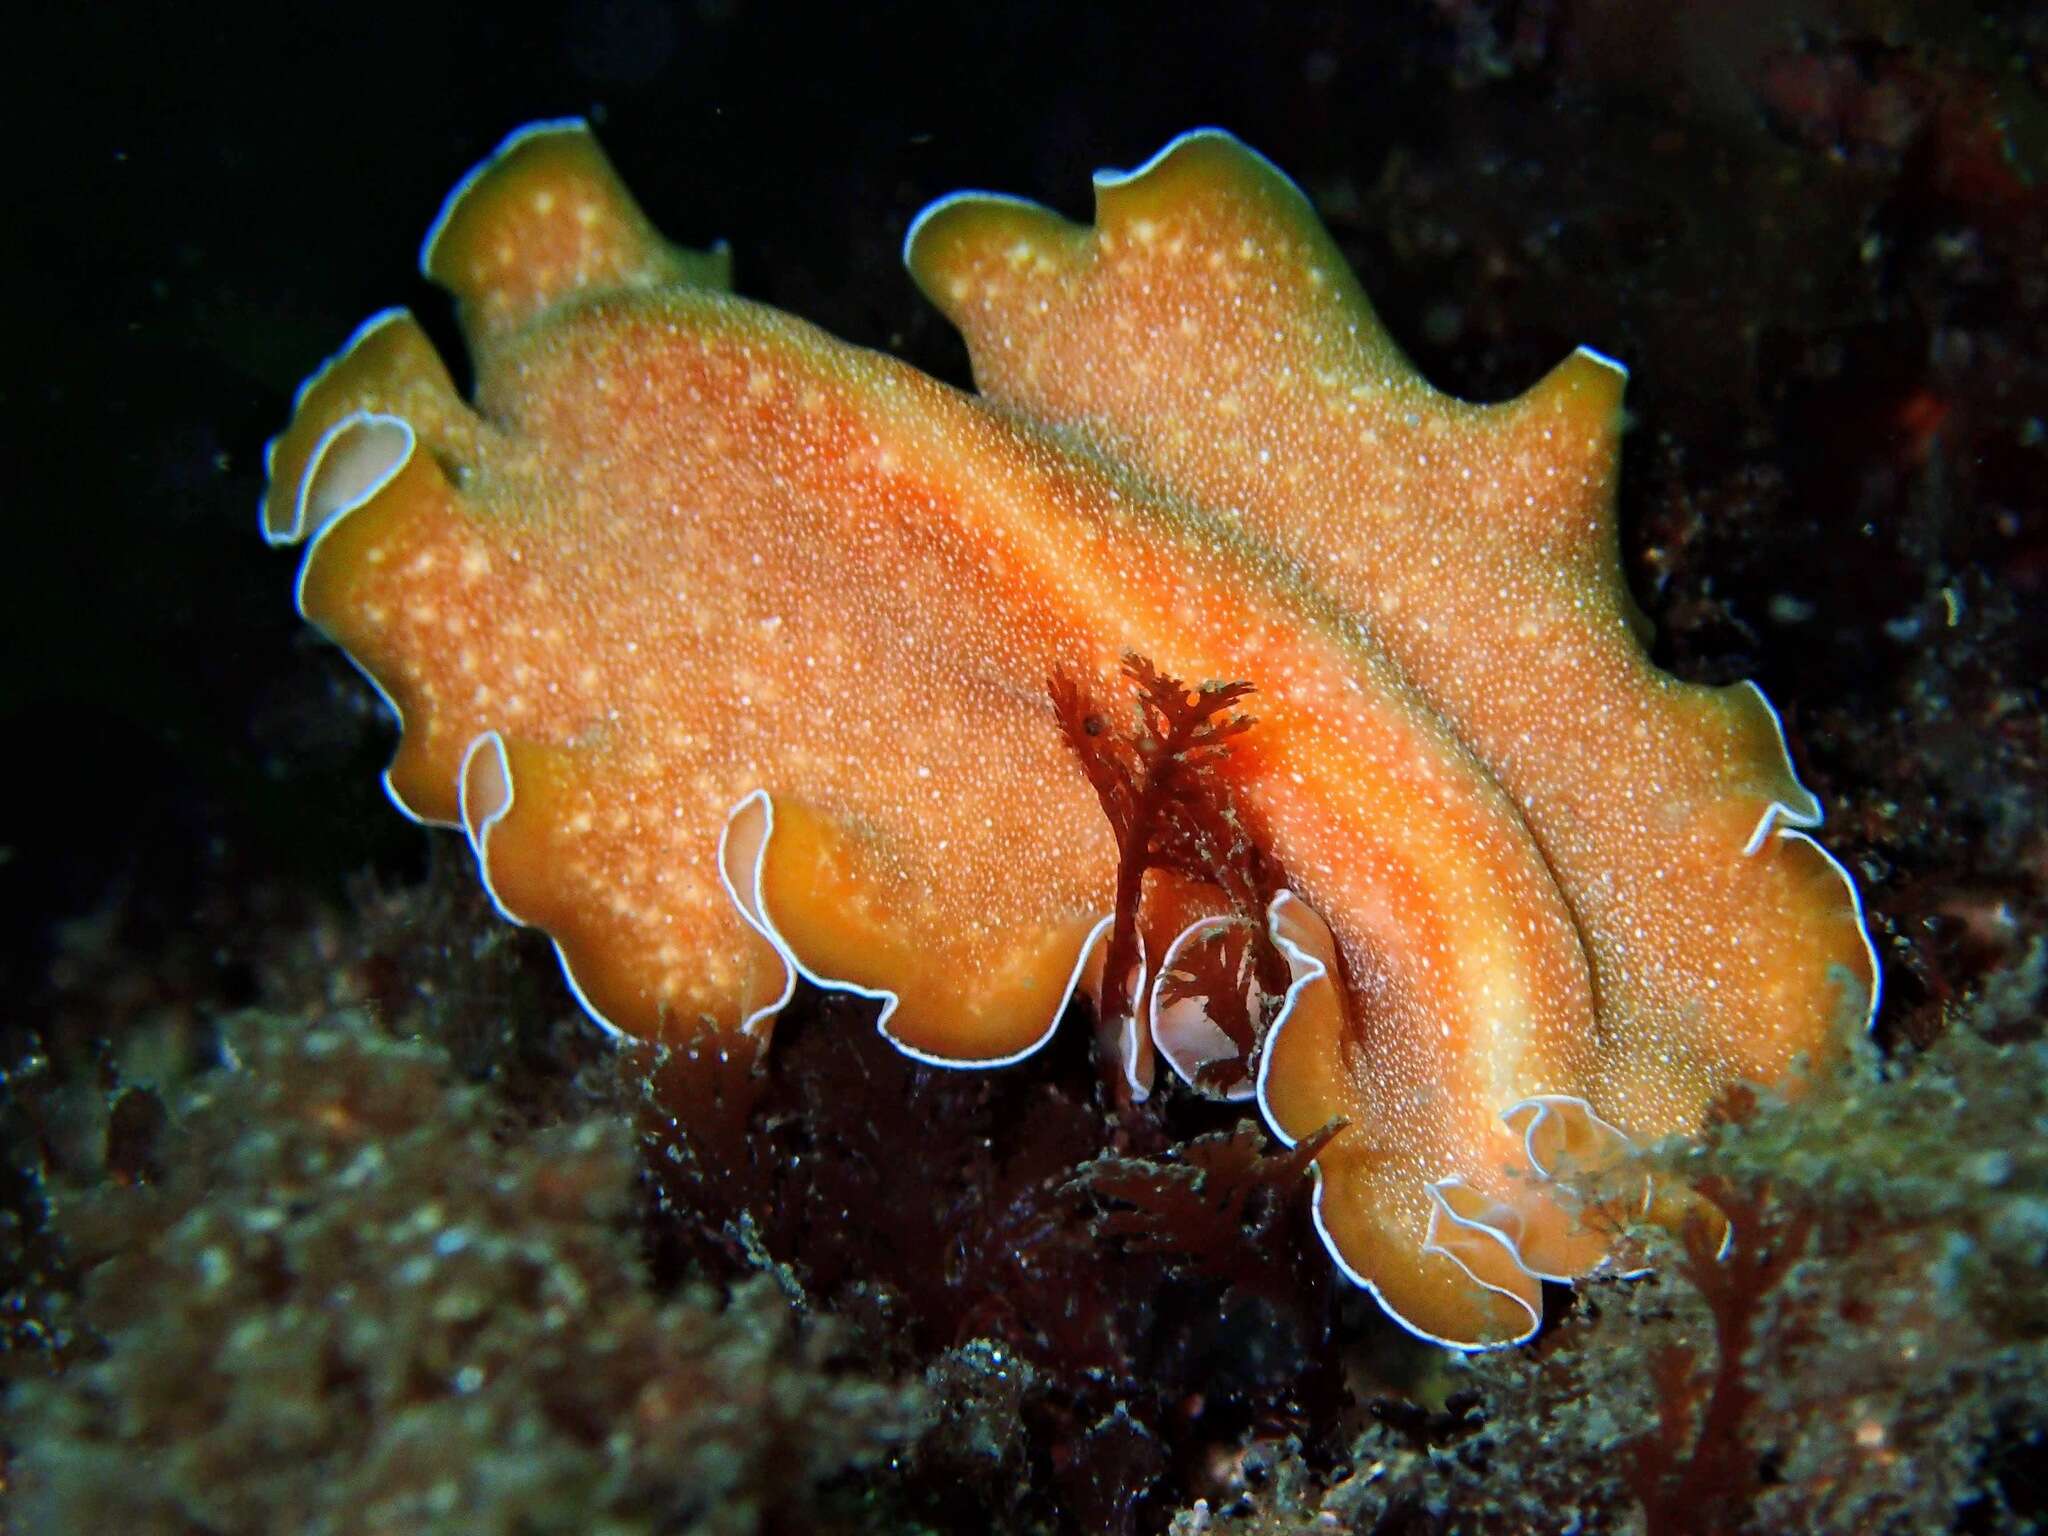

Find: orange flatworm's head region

[264,121,1877,1350]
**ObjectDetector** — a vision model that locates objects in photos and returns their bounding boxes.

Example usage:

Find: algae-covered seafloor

[4,4,2045,1532]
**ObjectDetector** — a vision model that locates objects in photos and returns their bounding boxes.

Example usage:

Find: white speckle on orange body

[905,127,1876,1344]
[265,122,1876,1352]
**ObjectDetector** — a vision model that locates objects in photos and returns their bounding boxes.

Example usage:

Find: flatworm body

[265,123,1878,1348]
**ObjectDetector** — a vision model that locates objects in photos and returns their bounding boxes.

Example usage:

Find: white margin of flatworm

[1090,126,1283,195]
[1738,680,1827,854]
[716,787,1114,1067]
[269,134,1879,1331]
[459,729,630,1040]
[1780,826,1884,1036]
[1248,890,1535,1350]
[901,189,1054,272]
[1149,913,1257,1103]
[1722,680,1881,1035]
[258,307,416,550]
[1571,343,1631,380]
[1500,1094,1653,1247]
[418,117,594,278]
[1417,1178,1544,1341]
[901,128,1282,277]
[1117,929,1155,1104]
[1496,1094,1653,1281]
[275,405,448,830]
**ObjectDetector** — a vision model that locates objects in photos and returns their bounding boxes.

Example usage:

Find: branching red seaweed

[1071,1121,1343,1308]
[1049,655,1291,1106]
[1625,1176,1815,1536]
